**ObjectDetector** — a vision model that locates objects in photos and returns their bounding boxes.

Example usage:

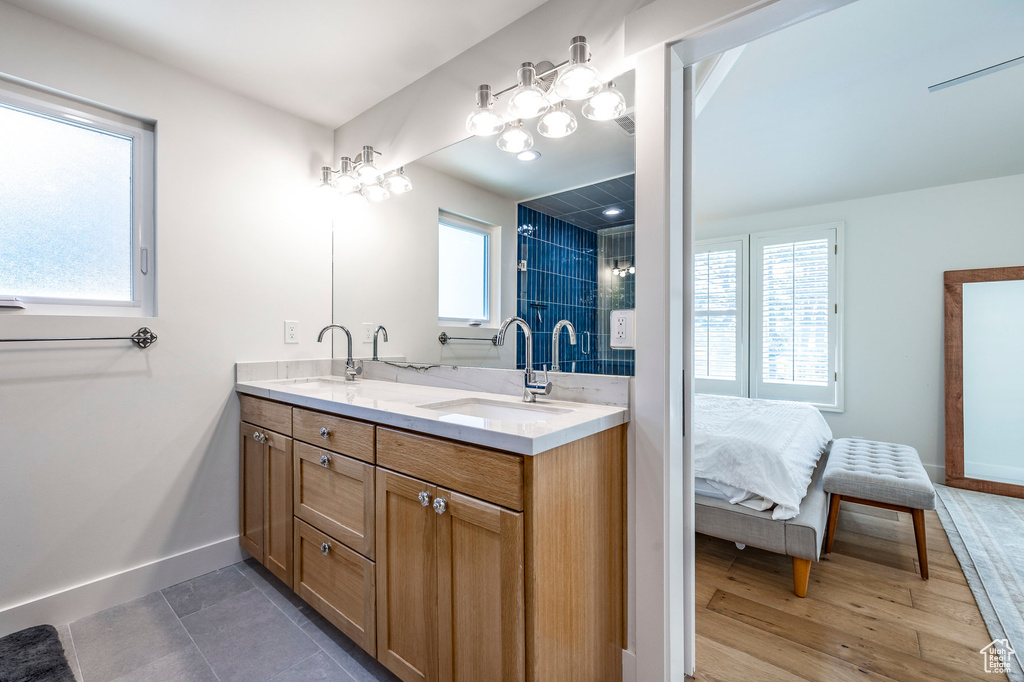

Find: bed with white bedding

[693,394,834,596]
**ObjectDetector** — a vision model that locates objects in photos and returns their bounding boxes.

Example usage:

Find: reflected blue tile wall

[515,206,603,374]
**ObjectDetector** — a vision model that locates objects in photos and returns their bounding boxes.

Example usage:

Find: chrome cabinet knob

[319,427,331,440]
[253,431,267,444]
[418,491,432,507]
[433,497,448,515]
[320,542,331,556]
[319,454,331,467]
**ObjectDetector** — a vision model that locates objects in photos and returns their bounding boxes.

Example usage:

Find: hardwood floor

[694,502,1003,681]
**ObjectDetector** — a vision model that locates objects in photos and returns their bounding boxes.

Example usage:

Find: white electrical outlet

[362,323,374,343]
[610,309,635,349]
[284,320,298,344]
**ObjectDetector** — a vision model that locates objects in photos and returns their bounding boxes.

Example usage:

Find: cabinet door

[435,489,524,682]
[294,518,376,656]
[264,430,293,588]
[239,422,265,561]
[376,469,437,682]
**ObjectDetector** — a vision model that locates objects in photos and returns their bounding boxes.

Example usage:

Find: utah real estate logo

[980,639,1014,674]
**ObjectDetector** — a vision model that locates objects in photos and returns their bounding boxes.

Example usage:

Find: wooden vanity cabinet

[239,394,294,588]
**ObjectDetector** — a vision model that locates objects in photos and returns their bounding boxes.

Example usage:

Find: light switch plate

[284,320,298,344]
[610,309,635,349]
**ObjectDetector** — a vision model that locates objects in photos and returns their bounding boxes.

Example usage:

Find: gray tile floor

[57,560,399,682]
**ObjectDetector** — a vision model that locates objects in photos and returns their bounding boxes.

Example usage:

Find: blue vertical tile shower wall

[516,206,635,376]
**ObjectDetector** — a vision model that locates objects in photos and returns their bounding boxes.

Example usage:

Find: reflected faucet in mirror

[496,316,552,403]
[317,324,362,381]
[373,325,388,361]
[551,320,577,373]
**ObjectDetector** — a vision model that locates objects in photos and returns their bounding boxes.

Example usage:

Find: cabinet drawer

[240,395,292,436]
[293,408,374,463]
[294,519,376,657]
[377,428,523,511]
[294,442,375,559]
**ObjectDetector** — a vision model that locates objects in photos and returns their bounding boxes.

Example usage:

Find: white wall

[0,1,334,634]
[332,162,518,367]
[697,172,1024,481]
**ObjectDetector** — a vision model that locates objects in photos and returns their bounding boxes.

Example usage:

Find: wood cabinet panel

[294,519,376,656]
[293,408,375,463]
[294,441,375,559]
[264,430,293,588]
[377,429,523,511]
[240,395,291,436]
[436,489,524,682]
[239,423,264,561]
[376,468,437,682]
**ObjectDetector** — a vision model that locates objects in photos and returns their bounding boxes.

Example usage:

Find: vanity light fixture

[463,36,626,155]
[317,145,411,203]
[611,259,635,278]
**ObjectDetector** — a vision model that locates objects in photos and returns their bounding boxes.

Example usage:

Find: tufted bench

[822,438,936,579]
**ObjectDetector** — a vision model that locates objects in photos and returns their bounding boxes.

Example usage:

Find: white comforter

[694,394,833,520]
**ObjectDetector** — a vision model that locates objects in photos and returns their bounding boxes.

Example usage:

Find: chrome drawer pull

[319,427,331,440]
[320,542,331,556]
[433,497,448,515]
[418,491,432,507]
[319,454,331,467]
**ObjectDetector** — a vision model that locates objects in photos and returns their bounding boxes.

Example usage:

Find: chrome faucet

[372,325,388,361]
[551,320,577,373]
[317,325,361,381]
[496,316,552,403]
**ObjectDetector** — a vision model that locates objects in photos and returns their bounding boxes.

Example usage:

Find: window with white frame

[696,223,843,410]
[437,210,496,324]
[0,79,155,315]
[694,238,747,396]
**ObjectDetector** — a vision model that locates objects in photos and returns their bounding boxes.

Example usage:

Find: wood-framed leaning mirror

[944,266,1024,498]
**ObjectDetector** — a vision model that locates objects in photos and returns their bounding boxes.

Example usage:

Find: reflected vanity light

[464,36,626,155]
[611,259,635,278]
[317,145,411,203]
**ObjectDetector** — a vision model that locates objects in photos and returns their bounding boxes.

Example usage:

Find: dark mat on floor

[0,624,75,682]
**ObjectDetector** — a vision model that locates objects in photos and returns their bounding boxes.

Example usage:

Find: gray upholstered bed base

[696,444,832,595]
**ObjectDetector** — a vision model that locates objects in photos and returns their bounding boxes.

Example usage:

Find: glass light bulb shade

[360,182,390,202]
[357,162,382,182]
[619,270,626,278]
[507,85,549,119]
[383,172,412,194]
[334,172,361,194]
[338,189,367,208]
[537,105,578,138]
[612,268,620,275]
[318,179,337,194]
[628,266,636,274]
[582,85,627,121]
[554,63,602,100]
[496,122,533,154]
[466,107,506,136]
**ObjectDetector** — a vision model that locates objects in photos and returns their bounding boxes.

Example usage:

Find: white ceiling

[4,0,549,128]
[694,0,1024,221]
[418,70,635,201]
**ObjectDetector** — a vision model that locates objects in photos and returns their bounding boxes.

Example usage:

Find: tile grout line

[159,590,222,682]
[66,623,85,682]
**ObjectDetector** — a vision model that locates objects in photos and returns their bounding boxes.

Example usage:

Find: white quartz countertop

[235,377,628,456]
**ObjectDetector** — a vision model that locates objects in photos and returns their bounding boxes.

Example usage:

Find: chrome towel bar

[0,327,158,349]
[438,332,497,346]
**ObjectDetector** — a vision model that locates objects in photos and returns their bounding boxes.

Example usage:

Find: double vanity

[235,370,628,682]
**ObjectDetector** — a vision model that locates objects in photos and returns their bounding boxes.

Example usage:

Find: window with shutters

[694,238,747,397]
[696,223,843,411]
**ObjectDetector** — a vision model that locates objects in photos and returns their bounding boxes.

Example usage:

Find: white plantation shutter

[694,239,747,396]
[752,224,840,408]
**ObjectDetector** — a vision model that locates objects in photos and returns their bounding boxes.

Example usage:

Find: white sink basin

[418,398,571,425]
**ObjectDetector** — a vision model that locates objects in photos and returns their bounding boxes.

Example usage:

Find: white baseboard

[923,463,946,485]
[622,648,637,682]
[0,536,244,638]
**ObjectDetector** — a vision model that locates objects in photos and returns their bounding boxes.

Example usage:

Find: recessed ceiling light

[517,150,541,162]
[603,207,623,216]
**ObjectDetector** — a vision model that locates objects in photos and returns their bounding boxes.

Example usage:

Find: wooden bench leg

[912,508,929,580]
[793,557,812,597]
[825,493,841,554]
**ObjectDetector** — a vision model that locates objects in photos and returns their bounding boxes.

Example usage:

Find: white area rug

[936,485,1024,681]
